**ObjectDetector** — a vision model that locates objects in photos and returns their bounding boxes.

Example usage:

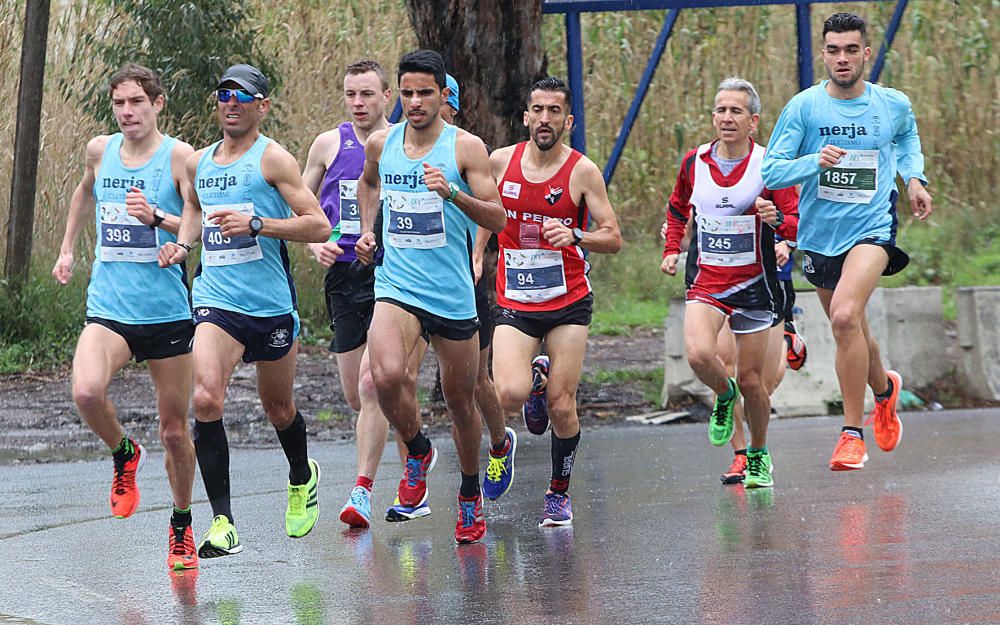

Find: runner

[159,64,331,556]
[301,58,428,529]
[488,77,622,526]
[52,63,199,570]
[762,12,933,471]
[441,74,517,503]
[354,50,506,544]
[661,77,798,489]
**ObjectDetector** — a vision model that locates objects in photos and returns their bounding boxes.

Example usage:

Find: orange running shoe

[784,323,807,371]
[720,453,748,484]
[168,524,199,570]
[110,441,145,518]
[829,432,868,471]
[865,370,903,452]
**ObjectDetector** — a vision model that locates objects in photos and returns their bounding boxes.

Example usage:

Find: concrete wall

[956,286,1000,401]
[661,286,947,417]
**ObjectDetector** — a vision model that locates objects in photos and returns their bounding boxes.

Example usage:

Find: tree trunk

[403,0,545,149]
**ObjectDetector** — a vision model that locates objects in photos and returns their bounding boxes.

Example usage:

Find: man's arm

[545,155,621,253]
[216,143,330,243]
[761,96,825,190]
[441,132,505,233]
[354,130,386,264]
[53,136,107,284]
[889,91,933,220]
[660,152,696,276]
[302,130,342,266]
[760,185,800,243]
[159,150,206,267]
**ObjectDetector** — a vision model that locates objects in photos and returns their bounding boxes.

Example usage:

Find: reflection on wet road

[2,409,999,624]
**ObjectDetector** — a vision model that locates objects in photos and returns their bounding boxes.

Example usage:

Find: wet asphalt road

[1,409,999,625]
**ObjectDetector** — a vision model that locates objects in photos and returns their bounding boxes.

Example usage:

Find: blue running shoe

[385,496,432,523]
[539,491,573,527]
[522,355,550,435]
[483,427,517,500]
[339,486,372,528]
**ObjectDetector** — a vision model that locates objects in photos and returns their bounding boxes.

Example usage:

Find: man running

[489,77,622,526]
[661,77,798,489]
[159,64,331,556]
[52,63,199,570]
[441,74,517,503]
[354,50,506,544]
[301,58,429,529]
[762,12,933,471]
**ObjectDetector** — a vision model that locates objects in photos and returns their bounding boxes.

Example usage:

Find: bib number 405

[206,230,231,246]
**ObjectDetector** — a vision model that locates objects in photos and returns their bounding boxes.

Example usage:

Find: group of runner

[51,11,931,570]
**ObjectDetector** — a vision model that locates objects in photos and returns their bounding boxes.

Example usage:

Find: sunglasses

[217,88,261,104]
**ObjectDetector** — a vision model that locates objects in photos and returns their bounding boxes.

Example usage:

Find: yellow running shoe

[198,514,243,558]
[286,458,321,538]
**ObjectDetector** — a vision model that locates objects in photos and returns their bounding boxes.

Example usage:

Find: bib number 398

[99,202,158,263]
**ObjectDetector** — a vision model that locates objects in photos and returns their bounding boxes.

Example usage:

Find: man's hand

[158,241,189,267]
[308,241,344,268]
[209,209,252,237]
[125,187,156,225]
[818,144,848,169]
[52,252,74,285]
[661,253,679,276]
[355,232,377,265]
[755,197,779,226]
[422,162,450,199]
[908,178,933,221]
[542,217,574,248]
[660,220,668,240]
[774,241,790,269]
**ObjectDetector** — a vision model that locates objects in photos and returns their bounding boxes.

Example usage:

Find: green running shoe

[744,449,774,489]
[708,378,740,446]
[286,458,321,538]
[198,514,243,558]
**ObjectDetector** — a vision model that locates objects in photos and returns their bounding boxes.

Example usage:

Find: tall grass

[1,1,996,369]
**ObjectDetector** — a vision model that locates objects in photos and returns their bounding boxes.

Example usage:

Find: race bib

[99,203,158,263]
[697,214,757,267]
[202,203,263,267]
[338,180,361,235]
[504,248,567,303]
[818,149,878,203]
[384,190,446,249]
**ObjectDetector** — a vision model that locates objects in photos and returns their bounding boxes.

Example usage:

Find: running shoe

[522,355,550,435]
[198,514,243,558]
[708,378,740,446]
[339,485,372,529]
[397,445,437,508]
[286,458,321,538]
[455,493,486,544]
[744,450,774,489]
[829,432,869,471]
[865,370,903,452]
[385,496,432,522]
[539,491,573,527]
[720,453,748,485]
[167,523,199,570]
[111,441,145,518]
[784,322,807,370]
[483,427,517,500]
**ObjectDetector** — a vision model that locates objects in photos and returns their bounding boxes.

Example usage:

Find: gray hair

[716,77,761,115]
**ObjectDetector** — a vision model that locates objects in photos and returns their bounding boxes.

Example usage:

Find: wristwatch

[571,227,585,245]
[151,208,166,229]
[249,216,264,237]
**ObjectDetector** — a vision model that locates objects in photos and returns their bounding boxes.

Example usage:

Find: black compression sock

[194,419,233,523]
[460,472,480,498]
[275,411,311,485]
[550,430,581,493]
[404,431,432,457]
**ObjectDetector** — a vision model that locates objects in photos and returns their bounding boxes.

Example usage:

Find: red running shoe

[784,324,807,371]
[168,524,199,570]
[111,441,145,518]
[396,445,437,508]
[455,493,486,544]
[865,370,903,452]
[829,432,868,471]
[720,453,748,484]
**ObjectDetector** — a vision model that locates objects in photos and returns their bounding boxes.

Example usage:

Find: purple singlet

[318,122,367,262]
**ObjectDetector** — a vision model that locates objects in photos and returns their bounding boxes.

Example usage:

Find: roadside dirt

[0,328,668,462]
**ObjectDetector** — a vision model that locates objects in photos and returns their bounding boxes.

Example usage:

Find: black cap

[217,64,269,98]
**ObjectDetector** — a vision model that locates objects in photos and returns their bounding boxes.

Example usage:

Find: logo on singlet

[817,124,868,139]
[502,181,521,199]
[198,175,239,192]
[544,185,563,205]
[101,177,146,190]
[343,139,356,150]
